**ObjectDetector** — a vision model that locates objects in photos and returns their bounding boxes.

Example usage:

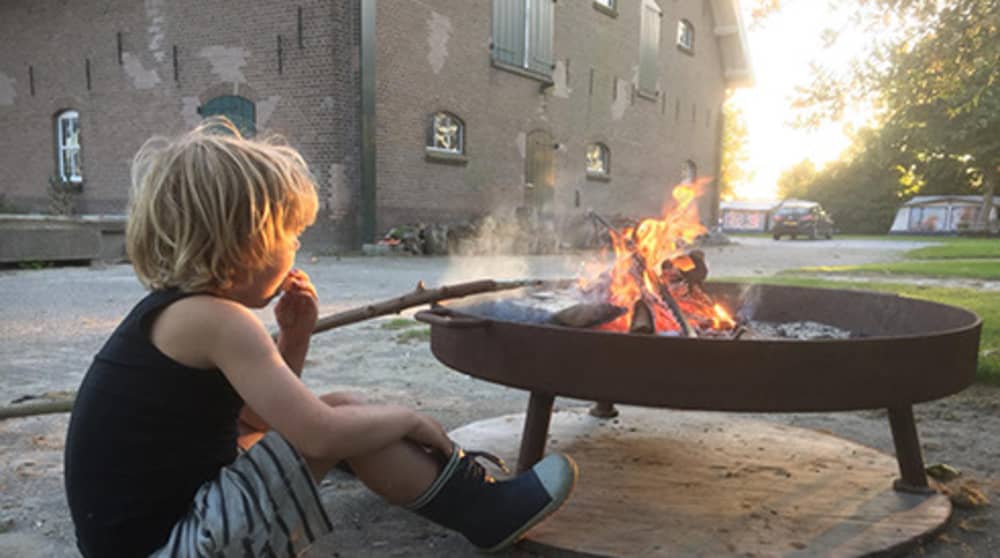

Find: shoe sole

[484,453,579,553]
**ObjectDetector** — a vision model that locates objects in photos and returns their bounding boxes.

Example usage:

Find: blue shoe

[406,448,578,551]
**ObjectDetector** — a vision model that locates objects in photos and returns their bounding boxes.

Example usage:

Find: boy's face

[225,233,301,308]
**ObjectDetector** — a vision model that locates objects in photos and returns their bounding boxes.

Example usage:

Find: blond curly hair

[126,117,318,292]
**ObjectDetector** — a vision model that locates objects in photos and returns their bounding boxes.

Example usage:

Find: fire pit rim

[430,280,982,343]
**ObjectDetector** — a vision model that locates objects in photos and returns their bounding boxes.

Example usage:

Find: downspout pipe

[359,0,377,245]
[711,100,725,228]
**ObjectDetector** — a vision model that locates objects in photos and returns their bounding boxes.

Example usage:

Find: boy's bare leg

[301,392,441,505]
[345,439,441,505]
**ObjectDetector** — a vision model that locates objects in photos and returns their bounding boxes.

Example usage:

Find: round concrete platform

[449,406,949,558]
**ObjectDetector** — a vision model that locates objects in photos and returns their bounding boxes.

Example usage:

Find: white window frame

[594,0,615,10]
[677,19,695,52]
[427,112,465,155]
[586,143,610,177]
[56,110,83,184]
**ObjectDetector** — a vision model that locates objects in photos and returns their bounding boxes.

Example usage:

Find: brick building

[0,0,750,252]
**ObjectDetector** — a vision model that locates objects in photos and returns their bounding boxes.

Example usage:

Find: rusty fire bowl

[416,282,982,413]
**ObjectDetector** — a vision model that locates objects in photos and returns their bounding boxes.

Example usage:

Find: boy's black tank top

[65,289,244,557]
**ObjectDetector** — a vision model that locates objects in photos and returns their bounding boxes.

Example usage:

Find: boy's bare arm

[240,269,318,431]
[206,300,452,462]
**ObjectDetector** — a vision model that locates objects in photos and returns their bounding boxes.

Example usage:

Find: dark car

[771,201,834,240]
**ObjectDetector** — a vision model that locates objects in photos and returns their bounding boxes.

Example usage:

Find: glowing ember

[579,179,736,335]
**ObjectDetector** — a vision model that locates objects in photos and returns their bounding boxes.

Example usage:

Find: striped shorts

[151,431,333,558]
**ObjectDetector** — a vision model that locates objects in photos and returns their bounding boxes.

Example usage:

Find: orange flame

[580,178,734,334]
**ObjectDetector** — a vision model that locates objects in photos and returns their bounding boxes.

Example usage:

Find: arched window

[677,19,695,52]
[586,143,610,177]
[55,110,83,183]
[200,95,256,137]
[426,111,464,154]
[681,160,697,184]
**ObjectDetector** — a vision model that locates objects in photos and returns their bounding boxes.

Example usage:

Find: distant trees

[791,0,999,232]
[719,102,753,200]
[778,130,903,233]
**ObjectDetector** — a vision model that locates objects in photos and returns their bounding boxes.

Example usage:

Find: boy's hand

[407,413,454,458]
[275,269,319,339]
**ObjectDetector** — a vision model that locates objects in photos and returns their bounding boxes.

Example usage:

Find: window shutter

[492,0,525,68]
[638,0,661,96]
[527,0,554,76]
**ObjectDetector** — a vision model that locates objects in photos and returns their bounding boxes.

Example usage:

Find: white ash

[456,289,590,324]
[743,320,854,340]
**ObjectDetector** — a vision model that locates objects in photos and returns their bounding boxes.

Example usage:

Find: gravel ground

[1,237,997,557]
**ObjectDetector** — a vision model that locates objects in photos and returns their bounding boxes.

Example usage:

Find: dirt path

[1,238,996,557]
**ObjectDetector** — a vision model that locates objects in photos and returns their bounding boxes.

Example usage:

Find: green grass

[795,259,1000,280]
[903,237,1000,259]
[783,235,1000,280]
[380,318,420,330]
[723,275,1000,384]
[395,327,431,344]
[726,232,999,257]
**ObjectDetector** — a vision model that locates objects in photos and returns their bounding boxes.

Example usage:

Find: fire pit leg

[517,391,555,473]
[887,405,933,494]
[589,401,619,418]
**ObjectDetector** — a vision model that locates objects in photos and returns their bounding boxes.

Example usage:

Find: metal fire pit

[416,281,981,491]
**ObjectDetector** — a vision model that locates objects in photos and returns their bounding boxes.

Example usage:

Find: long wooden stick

[274,277,574,340]
[0,397,75,420]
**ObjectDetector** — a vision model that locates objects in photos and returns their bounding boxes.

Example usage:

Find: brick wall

[1,0,732,251]
[375,0,728,237]
[0,0,361,250]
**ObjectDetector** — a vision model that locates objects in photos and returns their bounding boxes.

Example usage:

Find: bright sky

[728,1,873,200]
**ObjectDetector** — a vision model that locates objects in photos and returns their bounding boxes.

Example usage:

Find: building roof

[709,0,754,87]
[902,195,1000,207]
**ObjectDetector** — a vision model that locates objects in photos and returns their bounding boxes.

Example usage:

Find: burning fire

[579,179,736,336]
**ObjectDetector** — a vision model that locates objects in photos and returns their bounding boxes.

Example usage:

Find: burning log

[652,284,697,338]
[587,210,698,337]
[730,325,748,340]
[664,250,708,289]
[630,299,656,334]
[551,302,627,329]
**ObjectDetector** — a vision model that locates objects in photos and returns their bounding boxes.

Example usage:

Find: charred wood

[551,302,627,329]
[630,299,656,334]
[654,283,697,338]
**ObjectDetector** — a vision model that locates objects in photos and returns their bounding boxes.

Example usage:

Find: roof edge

[710,0,754,88]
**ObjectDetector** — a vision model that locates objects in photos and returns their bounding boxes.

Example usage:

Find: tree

[746,0,783,28]
[777,128,904,233]
[796,0,1000,231]
[776,159,818,200]
[719,101,754,200]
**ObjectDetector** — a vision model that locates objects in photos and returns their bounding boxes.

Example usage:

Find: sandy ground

[1,237,997,557]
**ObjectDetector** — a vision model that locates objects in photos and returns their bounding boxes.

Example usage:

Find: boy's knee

[319,391,365,407]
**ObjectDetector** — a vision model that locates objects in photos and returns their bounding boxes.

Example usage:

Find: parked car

[771,201,834,240]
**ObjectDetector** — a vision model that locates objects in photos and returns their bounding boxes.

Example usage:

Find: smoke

[735,283,764,322]
[438,254,536,285]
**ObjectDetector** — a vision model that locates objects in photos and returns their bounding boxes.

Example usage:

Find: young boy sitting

[64,118,577,557]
